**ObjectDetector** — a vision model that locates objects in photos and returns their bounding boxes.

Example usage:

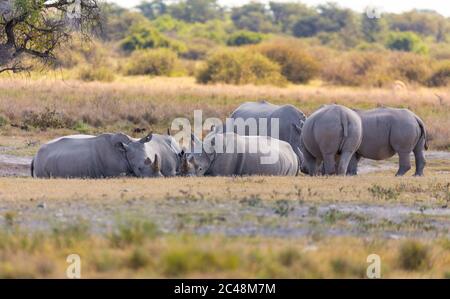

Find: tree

[361,12,388,42]
[231,2,275,33]
[387,10,448,42]
[269,1,313,33]
[168,0,222,23]
[137,0,167,20]
[0,0,100,73]
[386,31,428,54]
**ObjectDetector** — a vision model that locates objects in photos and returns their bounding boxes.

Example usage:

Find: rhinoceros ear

[139,133,153,144]
[116,142,128,152]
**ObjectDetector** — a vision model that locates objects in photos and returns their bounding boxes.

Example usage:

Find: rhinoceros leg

[337,151,354,175]
[396,151,412,176]
[346,154,360,175]
[323,154,336,175]
[413,139,426,176]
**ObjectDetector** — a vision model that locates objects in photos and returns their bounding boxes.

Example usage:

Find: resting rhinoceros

[347,107,428,176]
[32,133,164,178]
[223,100,306,163]
[300,104,362,176]
[180,131,299,176]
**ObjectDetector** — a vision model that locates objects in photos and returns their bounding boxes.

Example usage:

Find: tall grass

[0,76,449,149]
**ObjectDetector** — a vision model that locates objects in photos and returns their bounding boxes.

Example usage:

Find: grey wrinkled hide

[225,101,306,165]
[146,134,182,176]
[32,133,163,178]
[182,132,299,177]
[300,104,362,176]
[347,107,428,176]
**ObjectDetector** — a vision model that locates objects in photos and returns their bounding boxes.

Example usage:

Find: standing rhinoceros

[300,104,362,176]
[347,107,428,176]
[224,100,306,163]
[32,133,163,178]
[180,131,299,176]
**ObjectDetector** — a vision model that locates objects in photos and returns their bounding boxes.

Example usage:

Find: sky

[109,0,450,17]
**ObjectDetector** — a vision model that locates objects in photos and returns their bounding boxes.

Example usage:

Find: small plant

[427,61,450,87]
[0,114,8,127]
[240,195,263,207]
[22,107,72,130]
[273,200,294,217]
[368,184,400,200]
[398,240,430,271]
[72,121,91,133]
[78,66,115,82]
[128,247,150,270]
[125,48,179,76]
[227,31,264,46]
[109,219,159,248]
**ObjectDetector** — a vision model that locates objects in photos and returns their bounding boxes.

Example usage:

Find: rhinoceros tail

[337,109,349,153]
[415,115,428,151]
[31,157,35,178]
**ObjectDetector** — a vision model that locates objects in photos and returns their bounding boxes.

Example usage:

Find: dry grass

[1,170,449,205]
[0,76,449,149]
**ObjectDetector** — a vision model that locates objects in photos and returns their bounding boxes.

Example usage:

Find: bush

[322,51,391,86]
[125,49,179,76]
[121,22,172,52]
[386,31,428,54]
[196,49,286,86]
[388,53,432,84]
[398,241,430,271]
[256,41,319,84]
[0,114,8,127]
[227,31,265,46]
[427,61,450,87]
[78,66,116,82]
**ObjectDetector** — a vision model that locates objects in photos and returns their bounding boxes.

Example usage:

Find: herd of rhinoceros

[31,101,428,178]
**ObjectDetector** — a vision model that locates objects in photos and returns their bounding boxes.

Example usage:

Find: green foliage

[256,41,319,83]
[125,49,179,76]
[227,31,265,46]
[0,114,8,127]
[121,22,172,52]
[387,10,448,42]
[427,61,450,87]
[196,48,286,86]
[386,31,428,54]
[109,219,159,248]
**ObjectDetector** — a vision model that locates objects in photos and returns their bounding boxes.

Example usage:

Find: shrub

[322,51,392,86]
[22,108,73,130]
[427,61,450,87]
[196,49,286,86]
[227,31,264,46]
[125,49,179,76]
[398,241,430,271]
[121,22,171,52]
[0,114,8,127]
[386,31,428,54]
[388,52,432,84]
[256,42,319,84]
[78,66,116,82]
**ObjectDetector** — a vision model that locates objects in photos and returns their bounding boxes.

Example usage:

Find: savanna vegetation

[1,1,450,279]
